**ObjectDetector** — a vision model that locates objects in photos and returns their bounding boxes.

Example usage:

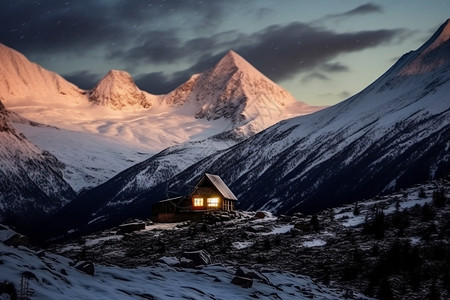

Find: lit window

[207,197,219,207]
[194,198,203,207]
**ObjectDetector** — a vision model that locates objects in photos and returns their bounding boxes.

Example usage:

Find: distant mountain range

[0,43,320,228]
[0,44,320,192]
[40,19,450,239]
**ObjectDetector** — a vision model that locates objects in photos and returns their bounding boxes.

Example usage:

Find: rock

[179,257,195,268]
[158,256,180,266]
[0,281,17,299]
[3,233,29,247]
[254,211,266,219]
[219,214,231,221]
[61,268,68,276]
[235,266,270,284]
[117,222,145,234]
[75,261,95,276]
[294,220,311,231]
[247,225,267,233]
[293,212,304,218]
[182,250,212,266]
[231,276,253,288]
[278,214,292,222]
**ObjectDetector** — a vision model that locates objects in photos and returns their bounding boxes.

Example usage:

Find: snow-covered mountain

[0,99,75,226]
[0,44,320,192]
[166,19,450,214]
[89,70,155,110]
[48,19,450,235]
[0,43,85,103]
[10,116,151,193]
[162,50,318,135]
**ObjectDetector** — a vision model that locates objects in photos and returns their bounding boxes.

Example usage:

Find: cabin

[151,173,238,222]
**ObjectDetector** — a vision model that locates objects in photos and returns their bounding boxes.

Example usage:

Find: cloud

[133,22,404,94]
[232,22,404,82]
[339,91,352,99]
[0,0,239,55]
[62,70,102,90]
[302,72,330,82]
[0,1,128,54]
[135,71,180,95]
[0,1,405,97]
[135,53,226,94]
[321,62,349,72]
[108,30,182,64]
[326,3,383,19]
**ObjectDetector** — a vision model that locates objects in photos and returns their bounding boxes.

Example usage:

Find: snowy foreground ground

[0,235,368,300]
[1,178,449,299]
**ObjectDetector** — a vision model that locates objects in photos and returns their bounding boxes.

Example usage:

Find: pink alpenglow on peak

[89,70,156,111]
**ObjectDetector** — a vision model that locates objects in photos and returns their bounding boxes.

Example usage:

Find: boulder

[235,266,270,284]
[74,261,95,276]
[254,211,266,219]
[3,233,29,247]
[182,250,212,266]
[157,256,180,266]
[231,276,253,288]
[117,222,145,234]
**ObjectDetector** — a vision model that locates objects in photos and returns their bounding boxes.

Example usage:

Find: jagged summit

[162,50,320,133]
[89,70,154,110]
[420,18,450,52]
[0,43,84,103]
[211,50,260,77]
[391,19,450,77]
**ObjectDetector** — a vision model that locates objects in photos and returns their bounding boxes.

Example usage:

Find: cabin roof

[157,196,185,203]
[197,173,238,201]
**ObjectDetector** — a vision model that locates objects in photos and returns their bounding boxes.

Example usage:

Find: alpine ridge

[0,43,84,103]
[0,99,76,227]
[0,44,322,193]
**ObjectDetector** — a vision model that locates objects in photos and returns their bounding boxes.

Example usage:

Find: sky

[0,1,448,106]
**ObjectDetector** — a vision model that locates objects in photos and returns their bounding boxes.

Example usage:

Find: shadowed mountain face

[0,100,76,227]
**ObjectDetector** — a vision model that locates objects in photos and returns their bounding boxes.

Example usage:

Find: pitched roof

[200,173,238,201]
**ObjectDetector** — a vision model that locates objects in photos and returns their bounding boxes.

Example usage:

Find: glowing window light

[207,197,219,207]
[194,198,203,206]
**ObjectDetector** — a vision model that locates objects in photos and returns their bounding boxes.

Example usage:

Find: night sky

[1,1,448,105]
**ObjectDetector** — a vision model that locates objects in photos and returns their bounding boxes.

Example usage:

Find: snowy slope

[0,231,368,300]
[0,100,75,226]
[10,117,152,193]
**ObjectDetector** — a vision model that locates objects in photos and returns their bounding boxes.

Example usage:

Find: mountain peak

[0,43,84,102]
[89,70,154,110]
[212,50,259,77]
[419,19,450,53]
[219,50,247,66]
[162,50,320,133]
[391,19,450,77]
